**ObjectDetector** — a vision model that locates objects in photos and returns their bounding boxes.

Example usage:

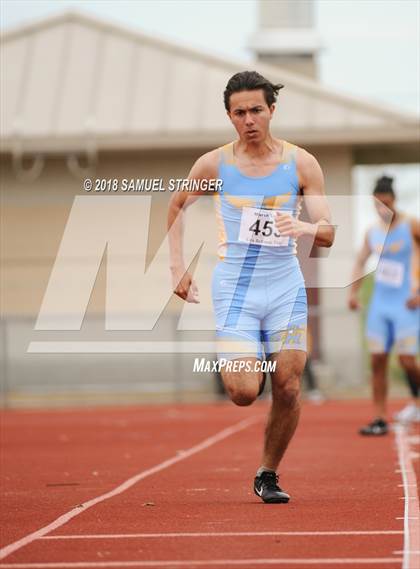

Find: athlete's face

[227,90,274,143]
[374,193,395,223]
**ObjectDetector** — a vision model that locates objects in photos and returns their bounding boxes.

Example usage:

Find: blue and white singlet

[211,141,307,360]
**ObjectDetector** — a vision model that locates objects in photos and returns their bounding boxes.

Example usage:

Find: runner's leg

[259,349,306,470]
[399,355,420,387]
[371,353,389,419]
[220,357,263,406]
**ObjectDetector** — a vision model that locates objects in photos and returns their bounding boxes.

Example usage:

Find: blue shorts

[366,295,419,355]
[212,256,307,360]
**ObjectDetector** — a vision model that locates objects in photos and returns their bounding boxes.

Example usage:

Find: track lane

[1,400,417,568]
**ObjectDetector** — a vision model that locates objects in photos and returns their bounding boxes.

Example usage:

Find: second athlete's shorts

[212,256,307,360]
[366,295,419,355]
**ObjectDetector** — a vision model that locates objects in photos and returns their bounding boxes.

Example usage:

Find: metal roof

[1,10,419,153]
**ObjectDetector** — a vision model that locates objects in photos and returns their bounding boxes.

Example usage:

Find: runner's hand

[406,294,420,310]
[171,268,200,303]
[275,212,308,238]
[348,294,361,311]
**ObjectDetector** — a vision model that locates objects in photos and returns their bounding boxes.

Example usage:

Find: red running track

[0,399,419,569]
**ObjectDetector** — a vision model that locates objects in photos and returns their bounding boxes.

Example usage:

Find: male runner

[168,71,334,503]
[348,176,420,435]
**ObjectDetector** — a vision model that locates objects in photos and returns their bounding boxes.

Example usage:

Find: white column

[249,0,321,79]
[316,145,365,387]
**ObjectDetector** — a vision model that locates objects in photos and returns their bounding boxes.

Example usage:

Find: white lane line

[41,530,404,540]
[0,415,260,561]
[399,498,418,500]
[395,425,420,569]
[0,558,404,567]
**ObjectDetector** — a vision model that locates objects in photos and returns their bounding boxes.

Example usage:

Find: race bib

[238,207,289,247]
[375,259,404,287]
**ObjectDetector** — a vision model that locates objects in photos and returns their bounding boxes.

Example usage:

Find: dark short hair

[373,175,395,198]
[223,71,284,111]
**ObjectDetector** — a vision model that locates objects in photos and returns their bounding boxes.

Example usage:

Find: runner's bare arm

[167,150,219,302]
[348,232,371,310]
[407,217,420,308]
[411,217,420,245]
[275,148,334,248]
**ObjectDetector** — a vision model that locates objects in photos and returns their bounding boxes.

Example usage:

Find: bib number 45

[249,218,281,238]
[239,207,290,247]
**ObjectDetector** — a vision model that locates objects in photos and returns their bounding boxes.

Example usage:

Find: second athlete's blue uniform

[366,217,419,355]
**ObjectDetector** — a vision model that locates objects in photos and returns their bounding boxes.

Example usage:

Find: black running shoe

[258,373,267,397]
[359,418,388,436]
[254,471,290,504]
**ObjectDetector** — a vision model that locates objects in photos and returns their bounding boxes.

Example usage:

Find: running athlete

[168,71,334,503]
[348,176,420,435]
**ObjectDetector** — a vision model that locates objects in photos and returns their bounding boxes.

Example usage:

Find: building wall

[314,145,364,386]
[0,149,219,405]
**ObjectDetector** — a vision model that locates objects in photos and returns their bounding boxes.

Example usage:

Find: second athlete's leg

[371,352,389,419]
[361,301,391,435]
[396,354,420,423]
[399,354,420,389]
[359,352,389,435]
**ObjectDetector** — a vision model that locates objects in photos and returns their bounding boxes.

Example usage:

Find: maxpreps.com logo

[193,358,276,373]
